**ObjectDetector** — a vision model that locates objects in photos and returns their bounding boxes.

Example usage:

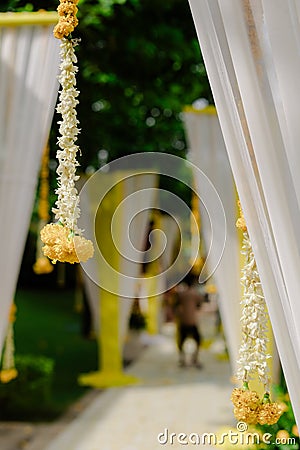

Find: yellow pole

[78,177,139,388]
[183,105,217,116]
[145,211,162,335]
[147,281,159,335]
[0,12,57,26]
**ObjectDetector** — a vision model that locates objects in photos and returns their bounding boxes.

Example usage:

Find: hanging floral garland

[40,0,94,264]
[189,190,204,276]
[0,303,18,383]
[33,143,54,274]
[231,202,283,425]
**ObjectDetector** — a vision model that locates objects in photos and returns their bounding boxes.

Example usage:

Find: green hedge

[0,354,57,421]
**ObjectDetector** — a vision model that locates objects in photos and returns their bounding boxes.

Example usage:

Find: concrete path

[43,325,235,450]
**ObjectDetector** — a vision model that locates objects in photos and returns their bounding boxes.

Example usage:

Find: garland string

[231,202,283,425]
[40,0,94,264]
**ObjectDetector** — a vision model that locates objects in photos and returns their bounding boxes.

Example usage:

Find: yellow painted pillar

[146,279,160,335]
[78,178,139,388]
[145,211,162,336]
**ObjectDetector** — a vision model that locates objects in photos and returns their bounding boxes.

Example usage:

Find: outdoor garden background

[1,0,213,421]
[0,1,299,450]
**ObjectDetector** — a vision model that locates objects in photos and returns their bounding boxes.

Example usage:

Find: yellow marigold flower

[276,430,290,441]
[233,406,258,425]
[73,235,94,262]
[231,388,260,409]
[292,425,299,437]
[257,402,283,425]
[54,21,75,39]
[33,256,54,275]
[53,0,79,39]
[41,223,94,264]
[0,368,18,383]
[40,223,68,245]
[57,2,78,17]
[231,388,244,406]
[231,389,260,424]
[236,217,247,231]
[60,0,79,4]
[236,200,247,231]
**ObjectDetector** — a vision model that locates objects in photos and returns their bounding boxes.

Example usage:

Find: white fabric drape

[160,215,179,273]
[184,109,240,373]
[79,171,158,343]
[0,24,60,353]
[189,0,300,424]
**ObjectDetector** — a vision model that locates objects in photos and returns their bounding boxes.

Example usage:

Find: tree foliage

[2,0,212,168]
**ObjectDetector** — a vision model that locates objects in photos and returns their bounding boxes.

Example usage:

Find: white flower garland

[40,23,94,264]
[232,207,282,426]
[52,37,81,234]
[237,231,271,392]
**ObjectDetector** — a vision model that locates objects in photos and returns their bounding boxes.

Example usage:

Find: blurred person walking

[173,273,206,368]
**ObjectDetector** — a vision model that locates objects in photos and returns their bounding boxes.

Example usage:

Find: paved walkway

[42,324,235,450]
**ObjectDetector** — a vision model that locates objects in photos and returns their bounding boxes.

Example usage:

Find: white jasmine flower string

[52,37,81,233]
[231,202,283,425]
[237,231,271,391]
[40,1,94,264]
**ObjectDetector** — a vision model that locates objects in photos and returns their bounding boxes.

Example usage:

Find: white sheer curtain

[160,215,179,272]
[184,109,240,373]
[0,23,60,353]
[79,171,158,343]
[189,0,300,424]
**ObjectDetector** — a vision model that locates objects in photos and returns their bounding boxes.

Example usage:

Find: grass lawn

[10,286,98,420]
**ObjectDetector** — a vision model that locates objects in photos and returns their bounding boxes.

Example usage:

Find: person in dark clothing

[173,273,205,368]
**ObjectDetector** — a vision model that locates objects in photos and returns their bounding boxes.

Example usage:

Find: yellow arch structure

[0,11,57,26]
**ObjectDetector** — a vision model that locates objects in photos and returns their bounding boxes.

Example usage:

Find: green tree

[2,0,212,167]
[76,0,212,167]
[2,0,212,204]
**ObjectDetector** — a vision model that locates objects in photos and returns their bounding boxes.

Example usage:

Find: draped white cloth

[0,24,60,354]
[138,214,179,333]
[160,214,179,273]
[184,109,240,373]
[189,0,300,424]
[79,171,158,343]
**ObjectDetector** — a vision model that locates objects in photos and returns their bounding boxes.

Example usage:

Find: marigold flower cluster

[236,201,247,232]
[54,0,79,39]
[231,388,283,425]
[41,223,94,264]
